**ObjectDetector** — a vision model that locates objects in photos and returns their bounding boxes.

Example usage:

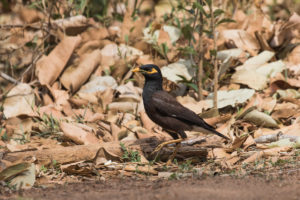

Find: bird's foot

[166,142,181,166]
[152,138,183,155]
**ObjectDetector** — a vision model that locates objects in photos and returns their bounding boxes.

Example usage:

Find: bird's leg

[152,138,183,155]
[166,142,181,165]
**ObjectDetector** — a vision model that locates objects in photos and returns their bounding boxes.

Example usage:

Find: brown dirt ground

[2,173,300,200]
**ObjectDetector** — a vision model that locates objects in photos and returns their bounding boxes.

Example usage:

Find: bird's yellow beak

[132,67,140,73]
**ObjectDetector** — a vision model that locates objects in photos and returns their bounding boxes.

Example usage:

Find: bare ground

[3,173,300,200]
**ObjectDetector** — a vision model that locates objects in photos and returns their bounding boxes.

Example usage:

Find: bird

[132,64,229,164]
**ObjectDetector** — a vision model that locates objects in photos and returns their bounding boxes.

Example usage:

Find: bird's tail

[193,121,230,140]
[208,127,230,140]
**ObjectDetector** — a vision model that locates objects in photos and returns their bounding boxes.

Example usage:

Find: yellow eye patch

[147,68,158,74]
[132,67,158,74]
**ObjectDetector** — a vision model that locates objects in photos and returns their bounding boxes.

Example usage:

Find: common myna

[132,64,229,163]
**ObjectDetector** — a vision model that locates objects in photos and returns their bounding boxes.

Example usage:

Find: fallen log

[1,137,208,168]
[2,143,121,167]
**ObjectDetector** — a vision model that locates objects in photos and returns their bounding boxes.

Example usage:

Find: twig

[122,124,137,135]
[0,73,20,101]
[0,24,27,29]
[0,22,45,30]
[209,0,218,110]
[197,0,204,101]
[0,72,20,84]
[187,2,199,67]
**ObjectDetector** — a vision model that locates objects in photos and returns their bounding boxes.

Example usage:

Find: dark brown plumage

[133,64,229,164]
[132,64,229,141]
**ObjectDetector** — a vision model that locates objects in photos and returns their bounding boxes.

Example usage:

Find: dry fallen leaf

[3,83,35,118]
[242,146,291,164]
[220,29,260,55]
[9,163,35,190]
[286,45,300,65]
[54,15,89,34]
[0,163,31,181]
[206,89,255,109]
[60,49,102,92]
[243,109,279,128]
[212,148,231,159]
[161,59,193,83]
[100,43,143,69]
[36,35,81,85]
[60,122,101,145]
[232,51,286,90]
[19,7,44,23]
[270,12,300,48]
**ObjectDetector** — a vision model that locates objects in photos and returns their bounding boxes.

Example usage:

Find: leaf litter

[0,0,300,193]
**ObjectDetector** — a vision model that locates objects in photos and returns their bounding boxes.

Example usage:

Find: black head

[132,64,162,80]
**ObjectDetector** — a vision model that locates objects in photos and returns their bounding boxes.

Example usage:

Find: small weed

[179,160,193,172]
[168,172,180,180]
[51,160,62,174]
[0,128,8,141]
[294,149,300,156]
[4,181,17,191]
[40,165,48,173]
[33,111,60,137]
[73,109,87,124]
[271,158,295,167]
[12,133,29,144]
[177,74,198,92]
[120,142,141,162]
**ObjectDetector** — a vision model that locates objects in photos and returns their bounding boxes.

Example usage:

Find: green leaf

[177,74,189,82]
[161,43,169,55]
[210,49,217,57]
[213,9,224,17]
[193,2,208,17]
[25,35,38,48]
[206,0,212,6]
[177,46,196,56]
[125,78,136,83]
[186,83,198,92]
[203,29,212,36]
[177,2,184,10]
[124,35,129,44]
[177,75,198,91]
[217,18,236,26]
[175,17,181,29]
[129,26,135,33]
[163,13,169,22]
[181,25,193,40]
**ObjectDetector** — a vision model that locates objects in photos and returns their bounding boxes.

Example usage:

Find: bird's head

[132,64,162,80]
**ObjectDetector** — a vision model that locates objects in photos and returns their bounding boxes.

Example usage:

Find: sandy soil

[3,174,300,200]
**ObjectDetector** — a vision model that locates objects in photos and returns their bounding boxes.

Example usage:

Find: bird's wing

[151,91,199,123]
[151,91,229,140]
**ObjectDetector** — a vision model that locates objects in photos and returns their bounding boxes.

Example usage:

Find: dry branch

[209,0,218,110]
[197,0,204,101]
[2,144,103,166]
[0,72,20,84]
[2,137,208,167]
